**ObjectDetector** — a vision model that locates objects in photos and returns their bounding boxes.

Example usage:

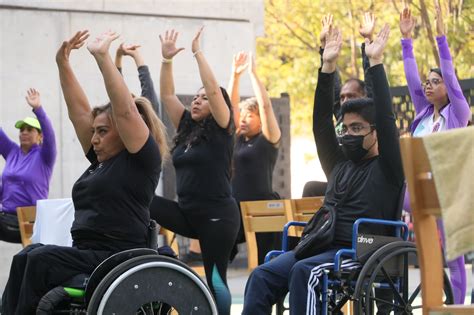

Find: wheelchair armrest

[351,218,409,251]
[264,250,285,263]
[333,248,356,275]
[282,221,307,252]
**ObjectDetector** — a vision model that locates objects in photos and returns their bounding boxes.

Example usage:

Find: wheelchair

[266,209,454,314]
[36,221,218,315]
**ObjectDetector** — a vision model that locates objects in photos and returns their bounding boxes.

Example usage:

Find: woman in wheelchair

[242,24,405,314]
[1,30,168,314]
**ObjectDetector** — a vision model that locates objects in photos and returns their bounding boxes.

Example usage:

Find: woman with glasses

[400,5,470,304]
[399,5,470,136]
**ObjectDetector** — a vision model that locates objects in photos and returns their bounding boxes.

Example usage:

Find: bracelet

[162,57,172,64]
[193,50,202,58]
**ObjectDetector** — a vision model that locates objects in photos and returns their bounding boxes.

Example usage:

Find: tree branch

[266,5,318,51]
[419,0,440,67]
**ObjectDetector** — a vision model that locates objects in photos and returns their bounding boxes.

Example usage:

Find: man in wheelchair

[242,25,405,314]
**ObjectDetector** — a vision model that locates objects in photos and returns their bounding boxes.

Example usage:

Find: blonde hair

[92,97,169,164]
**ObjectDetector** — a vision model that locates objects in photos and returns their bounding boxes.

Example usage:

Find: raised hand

[87,31,120,56]
[320,14,333,47]
[248,52,257,75]
[56,30,89,64]
[232,51,249,76]
[25,88,41,109]
[435,2,445,36]
[117,43,141,57]
[365,24,390,64]
[192,26,204,54]
[359,12,376,40]
[322,27,342,64]
[159,29,185,60]
[399,7,416,38]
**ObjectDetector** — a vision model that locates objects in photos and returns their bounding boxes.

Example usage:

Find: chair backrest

[290,196,324,222]
[400,136,473,314]
[288,196,324,236]
[31,198,75,246]
[240,199,293,270]
[159,227,179,257]
[16,206,36,247]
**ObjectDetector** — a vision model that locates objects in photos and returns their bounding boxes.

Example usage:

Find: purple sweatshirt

[0,106,57,213]
[402,35,471,133]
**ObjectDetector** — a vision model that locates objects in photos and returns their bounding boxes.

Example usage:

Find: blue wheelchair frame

[264,217,409,315]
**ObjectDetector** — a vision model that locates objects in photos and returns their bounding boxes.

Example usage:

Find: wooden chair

[400,136,473,315]
[240,199,293,271]
[288,196,325,236]
[16,206,36,247]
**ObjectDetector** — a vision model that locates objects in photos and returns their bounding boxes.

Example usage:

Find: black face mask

[340,134,369,162]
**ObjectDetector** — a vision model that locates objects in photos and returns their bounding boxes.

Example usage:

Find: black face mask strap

[365,129,377,152]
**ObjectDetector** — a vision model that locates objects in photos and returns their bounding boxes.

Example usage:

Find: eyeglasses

[421,78,443,89]
[336,124,376,137]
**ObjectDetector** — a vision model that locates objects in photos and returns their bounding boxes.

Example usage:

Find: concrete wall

[0,0,264,200]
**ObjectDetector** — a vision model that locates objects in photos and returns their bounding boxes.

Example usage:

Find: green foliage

[257,0,473,136]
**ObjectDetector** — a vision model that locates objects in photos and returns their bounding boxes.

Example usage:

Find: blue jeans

[242,247,344,315]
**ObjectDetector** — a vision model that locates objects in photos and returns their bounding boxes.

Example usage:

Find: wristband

[193,50,202,58]
[162,57,172,64]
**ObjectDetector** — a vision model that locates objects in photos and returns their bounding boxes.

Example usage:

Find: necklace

[88,162,103,174]
[184,143,192,153]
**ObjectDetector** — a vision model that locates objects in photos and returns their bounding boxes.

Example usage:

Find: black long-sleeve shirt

[312,65,404,245]
[118,65,160,115]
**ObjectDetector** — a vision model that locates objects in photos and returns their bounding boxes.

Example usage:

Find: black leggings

[150,196,239,315]
[0,211,22,243]
[1,243,111,315]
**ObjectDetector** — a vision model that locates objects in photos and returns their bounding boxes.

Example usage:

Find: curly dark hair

[172,87,234,152]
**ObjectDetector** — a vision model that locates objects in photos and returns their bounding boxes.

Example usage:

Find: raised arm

[319,14,343,120]
[115,43,160,113]
[248,53,281,144]
[25,89,57,166]
[399,7,430,113]
[159,29,186,129]
[56,30,93,154]
[434,5,471,126]
[314,27,345,177]
[192,27,231,129]
[359,12,376,98]
[227,51,249,128]
[365,25,404,184]
[87,31,149,153]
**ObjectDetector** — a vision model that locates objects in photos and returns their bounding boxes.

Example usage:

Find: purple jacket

[0,106,57,213]
[402,35,470,133]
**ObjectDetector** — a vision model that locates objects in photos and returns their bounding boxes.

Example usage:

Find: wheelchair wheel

[353,241,453,315]
[87,255,217,315]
